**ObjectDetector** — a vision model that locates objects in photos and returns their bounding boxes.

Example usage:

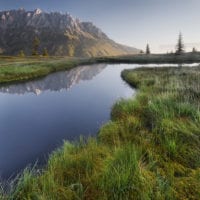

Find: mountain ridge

[0,8,139,57]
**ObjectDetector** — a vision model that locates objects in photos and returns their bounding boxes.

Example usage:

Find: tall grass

[96,52,200,64]
[1,65,200,199]
[0,57,96,84]
[1,53,200,85]
[98,144,153,200]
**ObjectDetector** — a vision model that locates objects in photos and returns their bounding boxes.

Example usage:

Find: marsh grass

[1,52,200,85]
[1,65,200,199]
[96,52,200,64]
[0,56,95,84]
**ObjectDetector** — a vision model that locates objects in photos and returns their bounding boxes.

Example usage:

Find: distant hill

[0,9,140,57]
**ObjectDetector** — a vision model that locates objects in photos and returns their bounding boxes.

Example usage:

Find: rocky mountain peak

[0,9,104,34]
[34,8,43,15]
[1,14,6,20]
[0,8,139,57]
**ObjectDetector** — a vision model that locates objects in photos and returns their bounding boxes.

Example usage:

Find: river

[1,62,199,179]
[0,64,136,179]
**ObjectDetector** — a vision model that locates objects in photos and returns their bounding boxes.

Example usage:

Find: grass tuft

[1,64,200,199]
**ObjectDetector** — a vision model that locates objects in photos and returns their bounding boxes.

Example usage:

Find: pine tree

[32,36,40,56]
[42,48,49,57]
[192,47,197,53]
[176,33,184,55]
[146,44,150,54]
[67,43,75,57]
[18,50,25,57]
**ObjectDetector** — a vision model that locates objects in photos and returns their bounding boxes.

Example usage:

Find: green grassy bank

[1,52,200,85]
[96,52,200,64]
[1,65,200,200]
[0,56,96,84]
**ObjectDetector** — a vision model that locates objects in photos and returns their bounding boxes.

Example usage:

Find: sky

[1,0,200,53]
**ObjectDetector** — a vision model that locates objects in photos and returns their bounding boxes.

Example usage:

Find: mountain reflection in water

[0,63,135,179]
[0,64,106,95]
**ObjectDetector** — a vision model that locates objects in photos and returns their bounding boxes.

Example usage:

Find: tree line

[18,36,49,57]
[142,33,197,55]
[19,33,197,57]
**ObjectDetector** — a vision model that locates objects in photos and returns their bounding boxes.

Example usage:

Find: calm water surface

[0,64,137,179]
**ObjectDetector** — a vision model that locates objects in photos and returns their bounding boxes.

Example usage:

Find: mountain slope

[0,9,139,57]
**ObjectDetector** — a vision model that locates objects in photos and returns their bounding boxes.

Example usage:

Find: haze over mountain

[0,8,139,57]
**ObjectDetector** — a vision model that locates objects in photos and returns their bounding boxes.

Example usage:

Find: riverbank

[1,52,200,85]
[96,52,200,64]
[1,65,200,199]
[0,56,96,84]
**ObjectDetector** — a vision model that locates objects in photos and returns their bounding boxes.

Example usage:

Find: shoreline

[1,64,200,199]
[1,53,200,85]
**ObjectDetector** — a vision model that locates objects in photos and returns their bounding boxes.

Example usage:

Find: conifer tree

[192,47,197,53]
[176,33,184,55]
[32,36,40,56]
[18,50,25,57]
[42,48,49,57]
[146,44,150,54]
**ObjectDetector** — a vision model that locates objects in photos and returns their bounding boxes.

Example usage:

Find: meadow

[96,52,200,64]
[1,52,200,85]
[0,56,96,84]
[1,64,200,199]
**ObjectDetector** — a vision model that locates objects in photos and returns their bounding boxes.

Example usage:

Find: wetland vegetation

[1,52,200,85]
[1,63,200,200]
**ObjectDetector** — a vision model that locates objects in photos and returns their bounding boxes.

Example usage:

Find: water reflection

[0,64,135,179]
[0,64,106,95]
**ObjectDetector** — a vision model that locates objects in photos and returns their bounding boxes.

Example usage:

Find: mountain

[0,8,139,57]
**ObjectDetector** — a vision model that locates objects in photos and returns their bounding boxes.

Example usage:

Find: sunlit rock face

[0,9,139,57]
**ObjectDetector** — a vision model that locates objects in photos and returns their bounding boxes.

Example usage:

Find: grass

[1,62,200,199]
[1,52,200,85]
[96,52,200,64]
[0,56,96,84]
